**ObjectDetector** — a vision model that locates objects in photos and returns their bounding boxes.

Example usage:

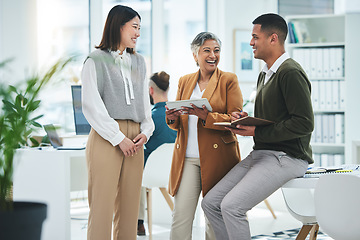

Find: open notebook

[43,124,86,150]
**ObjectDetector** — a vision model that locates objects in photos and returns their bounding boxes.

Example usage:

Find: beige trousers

[170,157,215,240]
[86,120,144,240]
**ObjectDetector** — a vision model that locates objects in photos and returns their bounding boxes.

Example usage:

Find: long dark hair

[96,5,141,53]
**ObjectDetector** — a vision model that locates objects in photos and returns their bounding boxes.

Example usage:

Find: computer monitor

[71,85,91,135]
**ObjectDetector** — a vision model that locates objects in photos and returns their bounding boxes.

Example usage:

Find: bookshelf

[286,13,360,166]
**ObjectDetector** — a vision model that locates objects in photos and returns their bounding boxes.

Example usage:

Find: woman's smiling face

[119,16,141,51]
[193,39,221,74]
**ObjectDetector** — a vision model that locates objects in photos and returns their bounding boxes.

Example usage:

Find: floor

[69,189,315,240]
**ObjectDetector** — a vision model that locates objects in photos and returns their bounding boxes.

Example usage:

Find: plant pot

[0,201,47,240]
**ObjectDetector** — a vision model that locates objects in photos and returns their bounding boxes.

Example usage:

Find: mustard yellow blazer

[167,68,243,196]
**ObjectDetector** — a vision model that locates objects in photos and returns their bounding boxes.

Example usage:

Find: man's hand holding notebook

[213,112,274,129]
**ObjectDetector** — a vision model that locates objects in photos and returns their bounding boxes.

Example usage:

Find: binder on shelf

[310,48,317,78]
[311,81,320,110]
[334,154,344,166]
[331,80,340,109]
[315,48,323,78]
[293,48,304,67]
[328,114,335,143]
[335,114,345,144]
[339,80,346,109]
[322,114,329,143]
[303,48,311,77]
[313,153,321,167]
[335,48,344,77]
[322,48,330,78]
[329,48,337,78]
[319,81,327,109]
[325,81,333,110]
[315,114,322,143]
[321,153,329,167]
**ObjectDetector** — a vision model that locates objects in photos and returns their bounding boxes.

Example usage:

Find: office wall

[0,0,38,84]
[207,0,277,104]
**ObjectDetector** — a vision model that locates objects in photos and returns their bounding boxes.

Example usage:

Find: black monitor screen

[71,85,91,135]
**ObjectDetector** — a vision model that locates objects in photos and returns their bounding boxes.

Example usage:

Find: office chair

[314,174,360,240]
[142,143,175,238]
[281,187,319,240]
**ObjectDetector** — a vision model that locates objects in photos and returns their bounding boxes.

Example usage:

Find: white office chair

[281,187,319,240]
[142,143,175,238]
[314,174,360,240]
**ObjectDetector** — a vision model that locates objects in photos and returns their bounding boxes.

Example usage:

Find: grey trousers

[201,150,308,240]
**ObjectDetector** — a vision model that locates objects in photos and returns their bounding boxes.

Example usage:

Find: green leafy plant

[0,58,72,210]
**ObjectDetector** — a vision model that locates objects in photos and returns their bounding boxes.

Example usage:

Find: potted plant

[0,57,72,239]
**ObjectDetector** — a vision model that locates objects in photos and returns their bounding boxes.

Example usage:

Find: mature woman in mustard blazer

[166,32,243,240]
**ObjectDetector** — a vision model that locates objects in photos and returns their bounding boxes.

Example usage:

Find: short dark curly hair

[252,13,288,44]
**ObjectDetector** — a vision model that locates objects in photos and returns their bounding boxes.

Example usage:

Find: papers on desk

[304,164,360,178]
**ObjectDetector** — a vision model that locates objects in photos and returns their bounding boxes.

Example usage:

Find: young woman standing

[81,5,154,240]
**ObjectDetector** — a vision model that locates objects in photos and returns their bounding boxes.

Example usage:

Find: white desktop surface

[282,177,319,189]
[13,148,87,240]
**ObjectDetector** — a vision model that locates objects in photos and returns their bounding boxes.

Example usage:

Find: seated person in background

[137,71,177,236]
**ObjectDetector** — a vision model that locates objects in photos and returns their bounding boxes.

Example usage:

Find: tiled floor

[70,189,305,240]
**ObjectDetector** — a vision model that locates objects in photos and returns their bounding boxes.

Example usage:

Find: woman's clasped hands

[119,133,147,157]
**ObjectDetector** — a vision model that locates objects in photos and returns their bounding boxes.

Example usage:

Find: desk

[282,177,318,189]
[13,148,87,240]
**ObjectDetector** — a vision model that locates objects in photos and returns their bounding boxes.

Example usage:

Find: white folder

[319,80,327,110]
[321,153,329,167]
[310,48,317,78]
[293,48,304,66]
[334,154,344,166]
[328,114,335,143]
[329,48,337,78]
[334,114,344,144]
[322,114,329,143]
[322,48,330,78]
[331,80,340,109]
[315,48,323,78]
[325,81,333,110]
[335,48,344,77]
[311,81,320,110]
[339,80,346,109]
[315,114,323,143]
[303,48,311,78]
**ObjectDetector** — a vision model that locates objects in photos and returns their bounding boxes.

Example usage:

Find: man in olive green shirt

[202,13,314,240]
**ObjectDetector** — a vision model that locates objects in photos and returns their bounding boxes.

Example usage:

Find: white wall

[207,0,277,105]
[0,0,38,83]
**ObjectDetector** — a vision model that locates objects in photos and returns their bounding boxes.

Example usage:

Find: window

[36,0,90,133]
[158,0,206,100]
